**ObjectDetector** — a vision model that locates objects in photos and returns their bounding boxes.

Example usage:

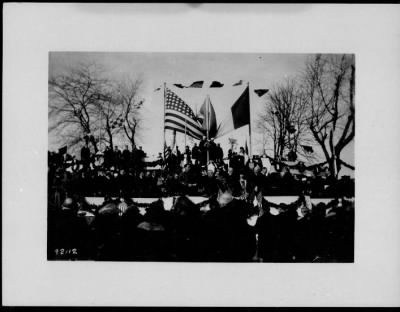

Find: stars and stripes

[164,88,204,140]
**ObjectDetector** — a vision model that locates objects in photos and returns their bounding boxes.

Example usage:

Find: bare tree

[258,78,311,161]
[302,54,355,179]
[93,89,121,151]
[114,77,144,150]
[49,62,108,153]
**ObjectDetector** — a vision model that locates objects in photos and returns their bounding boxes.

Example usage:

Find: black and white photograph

[3,3,400,308]
[47,52,355,262]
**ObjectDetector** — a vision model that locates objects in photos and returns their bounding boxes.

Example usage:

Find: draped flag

[198,95,217,138]
[164,88,204,140]
[173,83,185,89]
[210,81,224,88]
[216,86,250,138]
[188,81,204,88]
[254,89,269,97]
[233,80,243,86]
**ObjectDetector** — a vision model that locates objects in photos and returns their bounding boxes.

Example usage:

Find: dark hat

[98,203,118,216]
[62,197,76,210]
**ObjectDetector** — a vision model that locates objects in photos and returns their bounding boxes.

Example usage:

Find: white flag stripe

[164,118,203,138]
[165,121,202,139]
[164,109,204,136]
[165,109,203,132]
[165,126,201,140]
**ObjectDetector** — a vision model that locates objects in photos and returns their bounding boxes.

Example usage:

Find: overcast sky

[49,52,354,176]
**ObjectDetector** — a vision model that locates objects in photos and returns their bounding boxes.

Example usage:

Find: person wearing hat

[48,197,91,260]
[80,142,91,170]
[290,199,315,262]
[199,183,256,262]
[121,145,131,171]
[198,165,219,197]
[134,200,172,261]
[91,202,122,260]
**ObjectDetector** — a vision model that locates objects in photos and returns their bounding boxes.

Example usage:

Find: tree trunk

[328,155,342,180]
[88,136,98,154]
[106,119,114,150]
[130,137,135,151]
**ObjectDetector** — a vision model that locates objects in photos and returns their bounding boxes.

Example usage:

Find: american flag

[164,88,204,140]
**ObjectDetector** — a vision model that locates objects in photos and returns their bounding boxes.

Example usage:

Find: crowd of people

[48,190,354,262]
[48,140,354,201]
[48,141,355,262]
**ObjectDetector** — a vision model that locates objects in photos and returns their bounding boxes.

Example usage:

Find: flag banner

[110,115,125,129]
[154,87,161,91]
[254,89,269,97]
[85,196,334,207]
[231,86,250,129]
[188,81,204,88]
[199,96,217,138]
[245,139,249,155]
[164,88,204,140]
[233,80,243,86]
[215,86,250,138]
[173,83,186,89]
[209,81,224,88]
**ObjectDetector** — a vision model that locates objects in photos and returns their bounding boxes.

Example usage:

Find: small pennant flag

[110,115,125,129]
[215,86,250,138]
[233,80,243,86]
[210,81,224,88]
[173,84,186,89]
[188,81,204,88]
[254,89,269,97]
[154,87,161,91]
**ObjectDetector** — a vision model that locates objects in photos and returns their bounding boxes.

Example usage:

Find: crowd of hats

[48,192,354,262]
[48,143,354,200]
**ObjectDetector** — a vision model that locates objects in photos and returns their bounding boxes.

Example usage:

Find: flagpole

[206,95,210,164]
[247,81,253,158]
[184,120,187,148]
[163,82,166,159]
[98,110,101,152]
